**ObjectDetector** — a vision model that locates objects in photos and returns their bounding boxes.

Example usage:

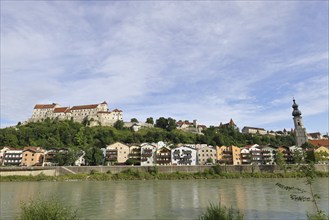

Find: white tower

[292,99,308,146]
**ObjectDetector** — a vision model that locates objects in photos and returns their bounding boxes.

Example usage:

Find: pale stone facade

[29,101,122,126]
[106,142,130,164]
[197,146,217,165]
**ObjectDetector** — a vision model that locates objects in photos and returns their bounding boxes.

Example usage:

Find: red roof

[34,104,57,109]
[309,139,329,147]
[53,107,70,113]
[112,109,122,112]
[71,104,99,110]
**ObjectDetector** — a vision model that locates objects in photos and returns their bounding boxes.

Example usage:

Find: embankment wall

[0,164,328,176]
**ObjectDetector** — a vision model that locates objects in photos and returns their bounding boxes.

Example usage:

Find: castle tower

[292,99,308,146]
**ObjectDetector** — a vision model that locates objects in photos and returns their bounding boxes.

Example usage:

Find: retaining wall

[0,164,328,176]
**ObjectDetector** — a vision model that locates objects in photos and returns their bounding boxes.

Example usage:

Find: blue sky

[1,1,328,133]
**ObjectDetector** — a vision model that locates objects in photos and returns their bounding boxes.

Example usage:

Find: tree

[276,164,328,219]
[114,120,124,130]
[206,158,214,164]
[130,118,139,123]
[292,149,305,165]
[145,117,154,125]
[275,152,286,171]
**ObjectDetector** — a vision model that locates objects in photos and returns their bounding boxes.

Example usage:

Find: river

[1,178,328,219]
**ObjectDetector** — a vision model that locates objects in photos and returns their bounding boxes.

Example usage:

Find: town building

[314,146,329,164]
[155,146,172,166]
[277,146,293,164]
[3,149,23,166]
[21,147,45,166]
[43,148,68,166]
[171,146,197,165]
[307,132,322,140]
[241,126,267,135]
[260,145,277,165]
[292,99,308,146]
[140,143,157,166]
[128,145,141,162]
[176,120,206,134]
[240,148,251,164]
[28,101,123,126]
[309,139,329,148]
[216,145,241,165]
[106,142,130,164]
[197,146,217,165]
[0,147,10,165]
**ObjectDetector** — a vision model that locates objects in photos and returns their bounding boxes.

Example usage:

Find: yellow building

[21,147,45,166]
[106,142,130,164]
[314,146,329,163]
[216,146,241,165]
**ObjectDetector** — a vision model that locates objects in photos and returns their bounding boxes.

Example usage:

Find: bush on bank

[17,197,78,220]
[198,202,243,220]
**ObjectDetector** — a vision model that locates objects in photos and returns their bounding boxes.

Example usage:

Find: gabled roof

[309,139,329,148]
[112,109,122,112]
[53,107,70,113]
[71,104,99,110]
[34,104,57,109]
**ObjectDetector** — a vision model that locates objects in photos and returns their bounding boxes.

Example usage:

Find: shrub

[199,202,243,220]
[17,197,78,220]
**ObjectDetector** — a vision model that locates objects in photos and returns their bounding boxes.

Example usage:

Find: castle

[28,101,123,126]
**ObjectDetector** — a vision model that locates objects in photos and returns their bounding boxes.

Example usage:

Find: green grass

[1,169,328,182]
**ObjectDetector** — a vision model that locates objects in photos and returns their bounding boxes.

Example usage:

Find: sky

[1,1,328,133]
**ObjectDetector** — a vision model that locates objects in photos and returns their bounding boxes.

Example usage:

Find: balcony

[141,153,152,157]
[156,159,171,164]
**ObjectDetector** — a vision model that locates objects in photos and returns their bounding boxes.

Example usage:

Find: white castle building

[28,101,123,126]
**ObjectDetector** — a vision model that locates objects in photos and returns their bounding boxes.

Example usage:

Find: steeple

[292,98,302,117]
[292,98,308,146]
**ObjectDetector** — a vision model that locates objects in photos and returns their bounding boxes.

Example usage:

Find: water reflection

[1,178,328,219]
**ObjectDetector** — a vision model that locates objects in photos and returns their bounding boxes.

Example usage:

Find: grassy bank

[1,167,328,182]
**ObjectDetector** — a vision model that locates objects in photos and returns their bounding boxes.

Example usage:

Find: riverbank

[1,167,328,182]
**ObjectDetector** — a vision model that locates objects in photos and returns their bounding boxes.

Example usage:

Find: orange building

[21,147,45,166]
[216,145,241,165]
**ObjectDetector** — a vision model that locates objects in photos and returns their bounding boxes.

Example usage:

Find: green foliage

[145,117,154,125]
[130,118,139,123]
[275,152,286,171]
[155,117,177,131]
[276,163,328,219]
[17,197,78,220]
[0,119,300,154]
[114,120,124,130]
[125,158,140,165]
[199,202,243,220]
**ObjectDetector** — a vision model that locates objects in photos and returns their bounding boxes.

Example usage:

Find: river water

[1,178,328,220]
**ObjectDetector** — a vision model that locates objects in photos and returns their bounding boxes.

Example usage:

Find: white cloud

[1,1,328,133]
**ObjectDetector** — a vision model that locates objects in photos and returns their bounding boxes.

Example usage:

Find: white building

[29,101,123,126]
[242,126,267,135]
[3,149,23,166]
[261,145,277,165]
[140,143,157,166]
[171,146,197,165]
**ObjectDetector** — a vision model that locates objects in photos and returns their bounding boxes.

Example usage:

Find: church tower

[292,99,308,146]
